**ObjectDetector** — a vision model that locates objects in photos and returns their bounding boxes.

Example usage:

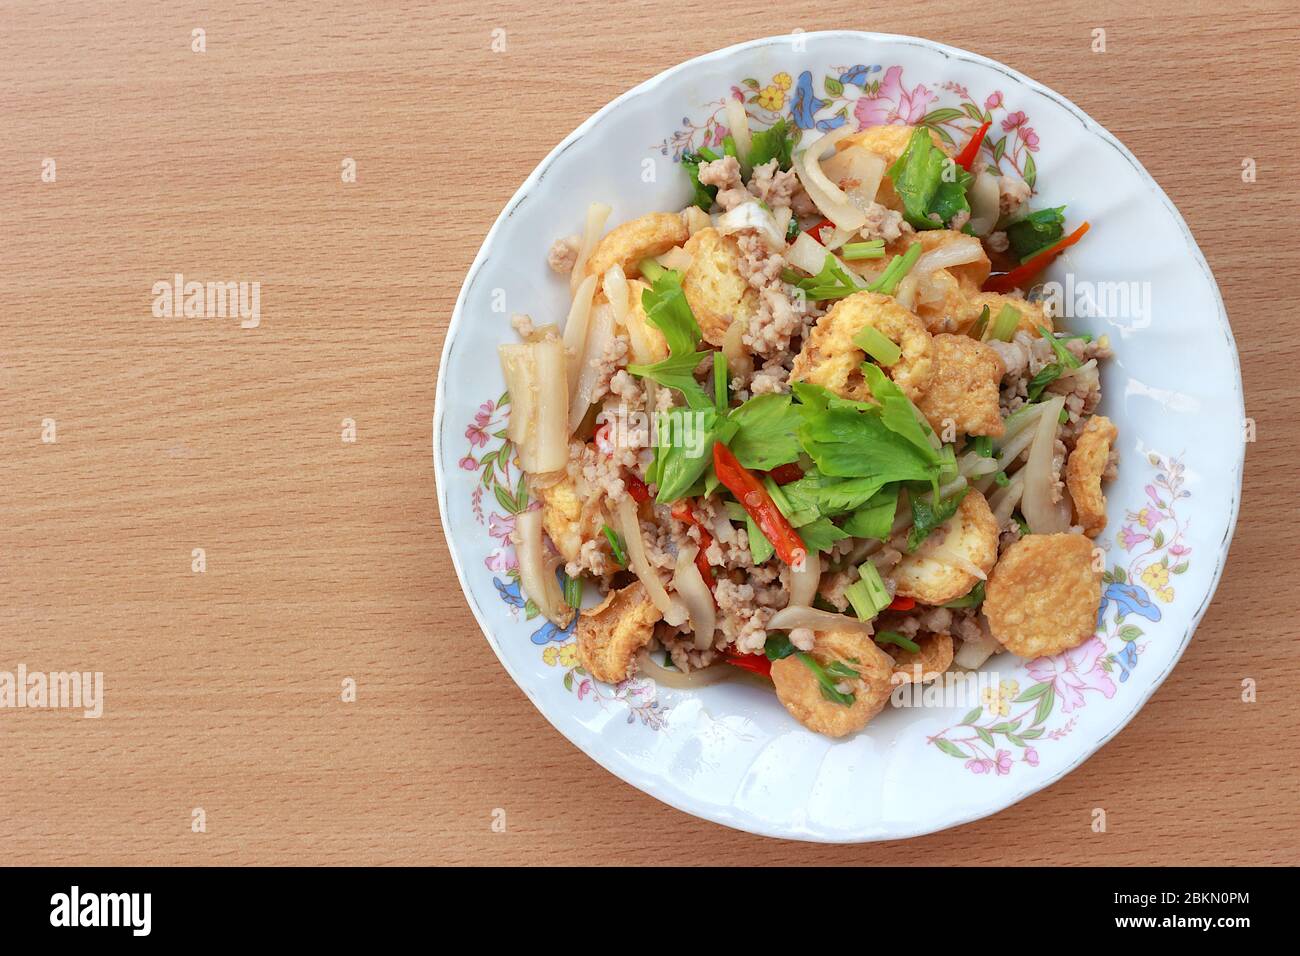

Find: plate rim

[432,31,1245,842]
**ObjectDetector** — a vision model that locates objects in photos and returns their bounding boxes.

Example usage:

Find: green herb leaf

[765,632,797,661]
[639,269,703,357]
[875,630,921,653]
[792,516,850,554]
[746,117,796,171]
[886,127,973,230]
[942,581,985,608]
[650,408,736,503]
[726,393,802,470]
[1026,363,1062,402]
[839,485,900,539]
[792,252,862,301]
[906,487,970,552]
[1006,206,1066,261]
[1038,325,1083,369]
[680,151,718,211]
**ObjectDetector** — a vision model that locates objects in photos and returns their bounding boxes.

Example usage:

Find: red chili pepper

[671,501,718,593]
[805,217,835,245]
[983,222,1091,294]
[712,443,807,567]
[723,653,772,678]
[954,120,992,171]
[625,471,652,504]
[766,462,804,486]
[888,595,916,612]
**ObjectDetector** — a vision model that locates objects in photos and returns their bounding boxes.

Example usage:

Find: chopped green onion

[865,242,923,296]
[843,580,875,621]
[993,470,1010,487]
[841,240,886,261]
[796,651,856,706]
[970,436,993,458]
[970,304,990,341]
[765,632,797,661]
[601,524,627,567]
[853,325,903,366]
[1026,363,1062,402]
[1014,513,1030,535]
[875,631,921,653]
[562,572,584,608]
[713,350,728,412]
[1039,325,1082,369]
[989,304,1021,342]
[785,216,800,241]
[638,257,667,284]
[1059,406,1069,424]
[824,660,861,680]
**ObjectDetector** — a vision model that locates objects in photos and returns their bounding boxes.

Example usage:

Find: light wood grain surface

[2,0,1297,866]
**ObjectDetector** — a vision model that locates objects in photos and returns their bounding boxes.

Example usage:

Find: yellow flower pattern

[981,679,1019,717]
[1141,563,1175,603]
[543,642,580,668]
[757,85,785,111]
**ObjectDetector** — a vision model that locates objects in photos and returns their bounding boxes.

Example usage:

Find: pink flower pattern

[854,66,936,127]
[1026,637,1117,714]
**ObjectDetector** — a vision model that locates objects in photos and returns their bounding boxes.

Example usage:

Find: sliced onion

[567,303,614,433]
[958,450,1002,479]
[786,230,862,286]
[954,627,1002,669]
[1020,395,1070,533]
[995,423,1039,472]
[938,475,968,499]
[672,545,716,650]
[512,508,572,626]
[768,605,874,636]
[917,538,988,580]
[724,97,752,169]
[894,273,919,310]
[613,497,685,626]
[570,202,611,293]
[682,205,711,236]
[820,145,887,209]
[655,246,694,272]
[912,235,986,276]
[966,171,1001,236]
[794,125,867,232]
[721,314,753,382]
[562,274,598,386]
[499,338,569,473]
[715,200,786,250]
[603,264,629,330]
[788,549,821,608]
[997,402,1048,450]
[988,471,1025,526]
[635,647,731,688]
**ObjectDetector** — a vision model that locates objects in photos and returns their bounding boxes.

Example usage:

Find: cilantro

[746,117,796,171]
[764,632,797,661]
[887,127,973,230]
[680,151,718,211]
[1006,207,1066,261]
[906,487,970,552]
[796,651,856,706]
[874,631,921,653]
[726,393,802,470]
[602,525,627,566]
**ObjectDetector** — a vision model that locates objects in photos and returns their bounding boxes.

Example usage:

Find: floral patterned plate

[434,33,1243,841]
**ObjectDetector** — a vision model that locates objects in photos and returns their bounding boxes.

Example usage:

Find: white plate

[433,32,1243,841]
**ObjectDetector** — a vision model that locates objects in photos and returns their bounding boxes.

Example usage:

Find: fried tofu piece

[887,633,954,684]
[585,212,689,281]
[1066,415,1118,537]
[917,334,1007,438]
[960,292,1053,338]
[680,227,758,346]
[770,629,896,737]
[983,533,1102,658]
[575,581,663,684]
[893,489,999,605]
[790,291,933,401]
[533,474,601,565]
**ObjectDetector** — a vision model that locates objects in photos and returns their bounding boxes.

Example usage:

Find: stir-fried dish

[499,113,1115,738]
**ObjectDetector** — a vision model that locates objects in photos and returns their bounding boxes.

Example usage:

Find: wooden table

[2,0,1297,866]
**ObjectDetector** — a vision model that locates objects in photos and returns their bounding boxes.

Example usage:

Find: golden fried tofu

[887,633,954,684]
[680,227,758,347]
[533,474,601,565]
[893,489,999,606]
[912,229,990,295]
[1066,415,1118,537]
[585,212,689,281]
[916,334,1007,439]
[790,291,933,401]
[983,533,1102,658]
[770,629,896,737]
[575,581,663,684]
[960,292,1053,338]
